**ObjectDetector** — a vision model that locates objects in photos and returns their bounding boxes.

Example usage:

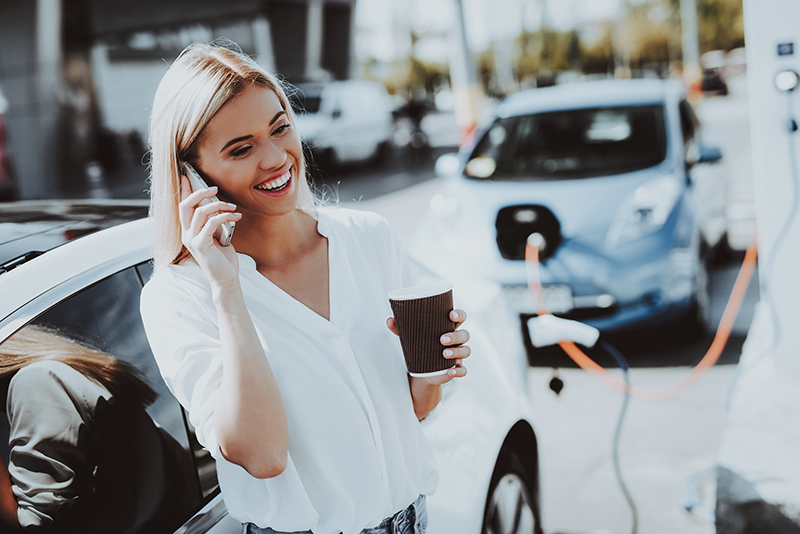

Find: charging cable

[525,233,757,401]
[526,233,755,534]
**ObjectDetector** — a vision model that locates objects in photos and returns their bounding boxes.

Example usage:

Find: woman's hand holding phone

[178,175,243,289]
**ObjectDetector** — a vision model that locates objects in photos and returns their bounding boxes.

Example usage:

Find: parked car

[0,206,542,534]
[289,80,394,169]
[414,79,726,340]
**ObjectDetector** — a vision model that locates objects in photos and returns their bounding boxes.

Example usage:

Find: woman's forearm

[409,377,442,421]
[212,283,288,479]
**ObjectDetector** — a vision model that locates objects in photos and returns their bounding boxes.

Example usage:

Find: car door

[0,262,241,533]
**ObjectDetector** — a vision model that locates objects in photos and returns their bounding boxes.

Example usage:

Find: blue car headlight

[605,176,682,248]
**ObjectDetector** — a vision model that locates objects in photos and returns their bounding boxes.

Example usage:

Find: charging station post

[742,0,800,373]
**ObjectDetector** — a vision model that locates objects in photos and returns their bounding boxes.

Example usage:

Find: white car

[0,208,542,534]
[290,81,394,168]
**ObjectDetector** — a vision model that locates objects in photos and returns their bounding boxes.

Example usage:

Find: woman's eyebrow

[220,135,252,153]
[269,110,287,126]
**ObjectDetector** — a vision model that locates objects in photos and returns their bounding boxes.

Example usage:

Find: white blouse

[140,207,439,534]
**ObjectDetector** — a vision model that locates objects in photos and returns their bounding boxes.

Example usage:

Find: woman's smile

[254,166,293,196]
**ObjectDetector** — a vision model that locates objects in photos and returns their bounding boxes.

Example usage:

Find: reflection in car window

[0,267,219,532]
[34,268,183,440]
[0,324,199,533]
[467,104,667,180]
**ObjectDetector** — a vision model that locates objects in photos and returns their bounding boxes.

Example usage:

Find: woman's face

[194,85,302,219]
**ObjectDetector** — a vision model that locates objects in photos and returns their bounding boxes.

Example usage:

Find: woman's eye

[273,123,291,136]
[231,146,252,158]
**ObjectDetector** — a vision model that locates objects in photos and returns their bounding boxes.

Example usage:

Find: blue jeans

[245,495,427,534]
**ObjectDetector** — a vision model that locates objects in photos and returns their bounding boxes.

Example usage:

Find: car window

[0,266,218,533]
[466,104,667,180]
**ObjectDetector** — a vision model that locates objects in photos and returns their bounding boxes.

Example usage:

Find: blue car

[412,79,726,336]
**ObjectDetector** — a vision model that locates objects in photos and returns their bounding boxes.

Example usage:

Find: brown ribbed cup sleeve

[390,290,456,375]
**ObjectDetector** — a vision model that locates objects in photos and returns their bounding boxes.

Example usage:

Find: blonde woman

[139,42,471,534]
[0,325,193,533]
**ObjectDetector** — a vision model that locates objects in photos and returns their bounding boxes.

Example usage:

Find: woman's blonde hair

[0,325,157,408]
[148,41,317,271]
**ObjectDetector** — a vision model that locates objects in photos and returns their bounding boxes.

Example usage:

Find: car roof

[496,79,685,118]
[0,218,152,331]
[0,199,149,267]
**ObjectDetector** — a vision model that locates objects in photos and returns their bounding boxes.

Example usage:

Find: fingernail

[451,311,459,319]
[227,202,237,208]
[444,349,453,357]
[449,368,457,376]
[210,186,218,191]
[441,335,451,344]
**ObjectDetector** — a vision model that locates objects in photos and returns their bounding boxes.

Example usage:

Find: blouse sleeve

[139,267,224,459]
[6,363,107,531]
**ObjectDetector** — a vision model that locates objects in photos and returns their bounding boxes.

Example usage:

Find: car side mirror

[697,144,723,164]
[435,153,460,177]
[331,108,342,120]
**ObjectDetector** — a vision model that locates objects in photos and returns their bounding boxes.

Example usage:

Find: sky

[355,0,623,63]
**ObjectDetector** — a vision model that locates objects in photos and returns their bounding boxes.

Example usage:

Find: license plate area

[503,284,574,314]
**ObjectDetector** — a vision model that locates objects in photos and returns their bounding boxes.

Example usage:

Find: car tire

[482,450,539,534]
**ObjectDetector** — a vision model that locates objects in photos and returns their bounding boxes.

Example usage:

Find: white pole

[680,0,702,90]
[743,0,800,373]
[449,0,482,143]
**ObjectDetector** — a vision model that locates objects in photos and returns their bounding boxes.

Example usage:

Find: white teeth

[256,169,291,191]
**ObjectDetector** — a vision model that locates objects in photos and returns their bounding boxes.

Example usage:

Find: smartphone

[182,162,235,247]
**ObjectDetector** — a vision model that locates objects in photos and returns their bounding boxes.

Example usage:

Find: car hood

[409,162,686,284]
[0,200,149,267]
[446,162,681,240]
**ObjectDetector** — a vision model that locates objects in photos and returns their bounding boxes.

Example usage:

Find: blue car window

[467,104,667,180]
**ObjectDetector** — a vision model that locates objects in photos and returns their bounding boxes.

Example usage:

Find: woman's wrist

[211,279,245,308]
[409,376,442,420]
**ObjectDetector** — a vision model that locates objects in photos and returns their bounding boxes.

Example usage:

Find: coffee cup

[388,283,456,377]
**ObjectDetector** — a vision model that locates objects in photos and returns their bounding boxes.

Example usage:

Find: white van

[290,80,394,168]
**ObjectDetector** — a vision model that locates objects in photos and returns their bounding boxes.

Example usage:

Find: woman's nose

[257,140,287,171]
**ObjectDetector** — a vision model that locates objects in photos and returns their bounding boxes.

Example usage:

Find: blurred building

[0,0,356,199]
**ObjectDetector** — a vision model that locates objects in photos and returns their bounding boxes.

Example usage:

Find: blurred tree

[665,0,744,53]
[581,27,614,75]
[697,0,745,52]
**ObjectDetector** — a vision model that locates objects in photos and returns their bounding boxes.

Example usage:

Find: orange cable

[526,234,759,401]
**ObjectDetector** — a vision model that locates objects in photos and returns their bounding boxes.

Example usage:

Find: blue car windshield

[466,104,667,180]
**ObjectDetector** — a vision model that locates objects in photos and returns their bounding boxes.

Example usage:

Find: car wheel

[482,451,539,534]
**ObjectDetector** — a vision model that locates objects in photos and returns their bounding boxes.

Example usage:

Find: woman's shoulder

[9,360,109,408]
